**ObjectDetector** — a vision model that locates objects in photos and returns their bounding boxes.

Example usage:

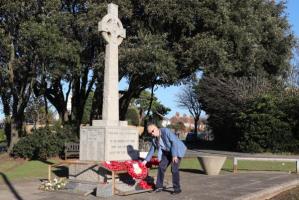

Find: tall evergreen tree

[0,0,41,151]
[195,0,295,149]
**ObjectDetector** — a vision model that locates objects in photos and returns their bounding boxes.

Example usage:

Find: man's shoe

[171,189,182,195]
[154,188,163,193]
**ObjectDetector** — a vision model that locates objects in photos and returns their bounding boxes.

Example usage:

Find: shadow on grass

[179,168,205,174]
[37,159,68,179]
[37,159,55,165]
[222,168,233,173]
[38,159,68,177]
[52,166,68,178]
[0,172,24,200]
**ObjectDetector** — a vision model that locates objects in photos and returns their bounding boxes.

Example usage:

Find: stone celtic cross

[98,3,126,122]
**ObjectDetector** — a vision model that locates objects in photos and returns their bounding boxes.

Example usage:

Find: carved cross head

[98,3,126,45]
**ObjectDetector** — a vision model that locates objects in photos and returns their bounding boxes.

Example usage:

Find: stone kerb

[197,155,227,175]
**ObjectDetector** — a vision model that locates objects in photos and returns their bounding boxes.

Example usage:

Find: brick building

[169,112,206,133]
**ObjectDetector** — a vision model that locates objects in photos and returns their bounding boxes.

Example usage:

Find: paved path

[1,149,299,200]
[1,171,299,200]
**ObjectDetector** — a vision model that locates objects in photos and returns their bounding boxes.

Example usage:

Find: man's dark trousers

[156,150,181,191]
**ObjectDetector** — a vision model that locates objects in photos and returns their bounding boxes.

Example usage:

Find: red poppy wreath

[102,161,127,171]
[127,161,148,179]
[138,180,154,190]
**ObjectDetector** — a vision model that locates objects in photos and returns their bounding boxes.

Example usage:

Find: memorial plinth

[80,121,139,161]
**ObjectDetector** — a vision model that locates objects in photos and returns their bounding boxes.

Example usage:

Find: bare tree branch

[176,84,202,133]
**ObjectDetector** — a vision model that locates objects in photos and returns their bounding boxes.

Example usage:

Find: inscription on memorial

[88,132,98,140]
[105,128,138,160]
[109,139,136,154]
[80,128,105,161]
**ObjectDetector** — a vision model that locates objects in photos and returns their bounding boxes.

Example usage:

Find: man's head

[147,124,160,137]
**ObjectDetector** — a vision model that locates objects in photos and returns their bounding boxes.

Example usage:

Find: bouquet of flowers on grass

[39,177,67,191]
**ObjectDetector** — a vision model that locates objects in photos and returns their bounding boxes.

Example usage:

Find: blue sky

[0,0,298,120]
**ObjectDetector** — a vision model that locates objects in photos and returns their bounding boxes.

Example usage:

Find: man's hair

[147,124,157,132]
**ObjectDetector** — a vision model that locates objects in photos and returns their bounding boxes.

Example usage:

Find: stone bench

[233,157,299,174]
[64,142,79,160]
[197,155,227,175]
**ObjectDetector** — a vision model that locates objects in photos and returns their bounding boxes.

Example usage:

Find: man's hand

[172,156,178,163]
[142,160,147,165]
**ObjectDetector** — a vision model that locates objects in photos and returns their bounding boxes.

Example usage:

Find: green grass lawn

[181,158,295,172]
[0,156,59,184]
[230,159,295,172]
[0,156,296,184]
[149,157,296,176]
[1,160,48,181]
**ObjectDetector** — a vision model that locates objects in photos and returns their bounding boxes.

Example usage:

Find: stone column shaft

[102,43,119,122]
